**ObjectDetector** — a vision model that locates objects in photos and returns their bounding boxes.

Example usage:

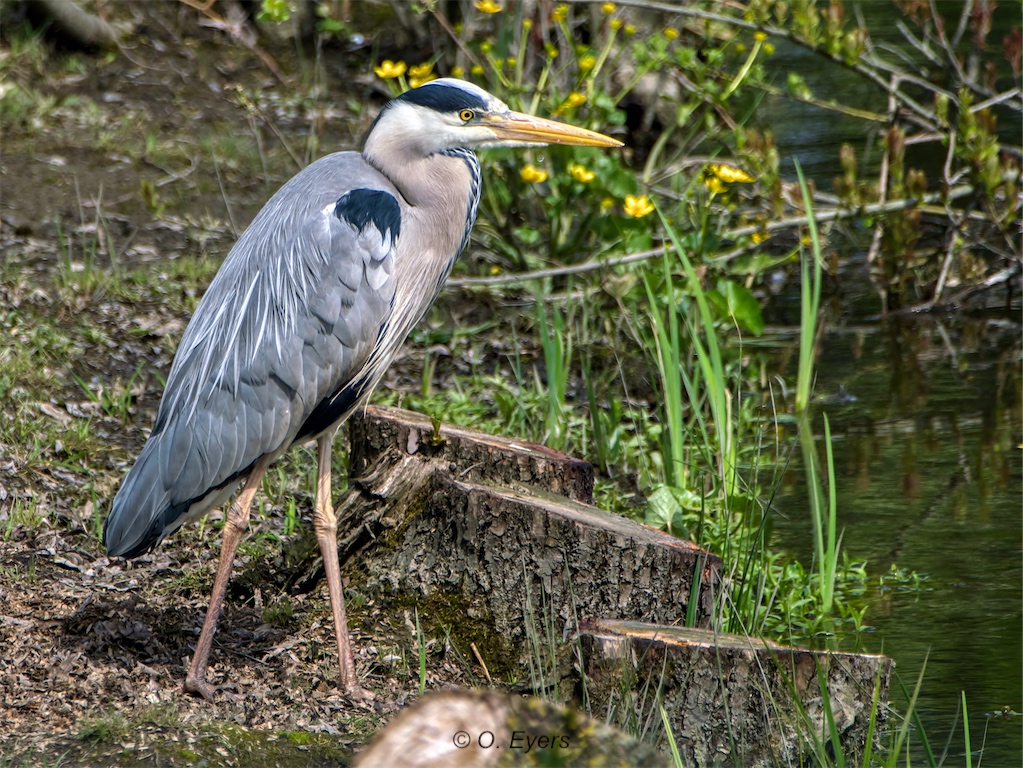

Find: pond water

[744,7,1023,756]
[763,304,1021,765]
[747,5,1022,763]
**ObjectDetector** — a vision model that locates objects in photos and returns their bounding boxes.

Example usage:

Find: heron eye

[459,109,476,122]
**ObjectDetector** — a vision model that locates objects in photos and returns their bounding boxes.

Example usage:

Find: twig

[951,0,974,49]
[178,0,290,87]
[893,21,943,68]
[933,220,961,303]
[212,151,238,240]
[448,248,666,287]
[971,89,1023,114]
[593,0,943,131]
[431,10,484,71]
[928,0,971,91]
[451,183,985,288]
[147,154,199,187]
[867,76,898,314]
[883,260,1022,317]
[470,642,493,685]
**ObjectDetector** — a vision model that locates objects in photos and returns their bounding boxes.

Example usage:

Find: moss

[388,586,518,680]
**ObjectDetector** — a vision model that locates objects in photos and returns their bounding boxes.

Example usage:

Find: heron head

[367,78,622,157]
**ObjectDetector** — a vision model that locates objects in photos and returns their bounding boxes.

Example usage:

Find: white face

[374,80,519,154]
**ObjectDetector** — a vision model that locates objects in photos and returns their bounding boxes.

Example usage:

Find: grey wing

[104,160,399,558]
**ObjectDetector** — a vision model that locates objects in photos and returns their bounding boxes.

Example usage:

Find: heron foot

[344,682,374,702]
[183,673,218,701]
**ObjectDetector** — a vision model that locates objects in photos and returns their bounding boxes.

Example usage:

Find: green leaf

[645,486,691,539]
[257,0,292,23]
[669,486,705,511]
[317,18,343,33]
[512,226,542,245]
[711,279,764,335]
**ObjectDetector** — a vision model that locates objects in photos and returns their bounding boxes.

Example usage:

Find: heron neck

[364,140,466,207]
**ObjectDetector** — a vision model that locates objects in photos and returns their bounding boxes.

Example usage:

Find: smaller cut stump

[580,620,893,768]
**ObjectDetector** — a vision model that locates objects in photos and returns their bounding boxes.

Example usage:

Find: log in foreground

[580,619,894,768]
[353,688,670,768]
[337,406,721,679]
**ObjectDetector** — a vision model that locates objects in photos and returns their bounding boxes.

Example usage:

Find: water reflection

[766,310,1021,765]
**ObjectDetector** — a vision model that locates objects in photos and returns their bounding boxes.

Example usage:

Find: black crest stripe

[395,83,488,113]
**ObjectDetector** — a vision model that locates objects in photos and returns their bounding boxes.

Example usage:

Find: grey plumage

[105,154,404,557]
[102,78,621,698]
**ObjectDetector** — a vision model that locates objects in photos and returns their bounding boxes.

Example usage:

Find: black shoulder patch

[334,189,401,243]
[395,83,488,114]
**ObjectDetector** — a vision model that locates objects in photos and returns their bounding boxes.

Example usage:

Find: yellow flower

[552,4,568,23]
[624,24,636,35]
[374,60,406,79]
[707,163,756,183]
[764,43,775,55]
[408,62,433,78]
[475,0,502,13]
[624,194,655,218]
[471,64,485,76]
[507,57,517,66]
[664,27,679,40]
[610,19,622,31]
[754,30,768,42]
[578,55,597,71]
[570,164,595,183]
[451,66,465,78]
[409,74,436,88]
[751,230,769,244]
[520,164,548,183]
[735,43,746,53]
[705,177,727,195]
[601,2,616,13]
[545,43,559,59]
[566,92,587,107]
[522,19,532,30]
[480,41,492,53]
[600,197,615,211]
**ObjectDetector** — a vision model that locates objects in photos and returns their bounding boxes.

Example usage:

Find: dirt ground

[0,5,490,765]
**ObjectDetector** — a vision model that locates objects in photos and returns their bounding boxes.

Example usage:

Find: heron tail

[103,444,183,559]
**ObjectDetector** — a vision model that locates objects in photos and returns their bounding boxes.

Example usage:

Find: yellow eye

[459,109,476,122]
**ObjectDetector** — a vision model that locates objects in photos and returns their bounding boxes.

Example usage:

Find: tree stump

[333,407,891,762]
[336,406,720,678]
[579,619,894,768]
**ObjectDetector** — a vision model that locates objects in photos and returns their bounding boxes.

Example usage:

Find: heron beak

[485,111,623,148]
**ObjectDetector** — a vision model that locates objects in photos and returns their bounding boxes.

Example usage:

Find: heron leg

[184,456,270,700]
[314,434,367,698]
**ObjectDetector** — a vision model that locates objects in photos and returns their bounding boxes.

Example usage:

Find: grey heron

[103,78,622,700]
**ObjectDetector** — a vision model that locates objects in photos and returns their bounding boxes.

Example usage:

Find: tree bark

[335,406,720,680]
[321,406,890,764]
[580,619,893,768]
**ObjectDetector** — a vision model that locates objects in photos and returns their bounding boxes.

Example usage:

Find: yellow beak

[484,111,623,148]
